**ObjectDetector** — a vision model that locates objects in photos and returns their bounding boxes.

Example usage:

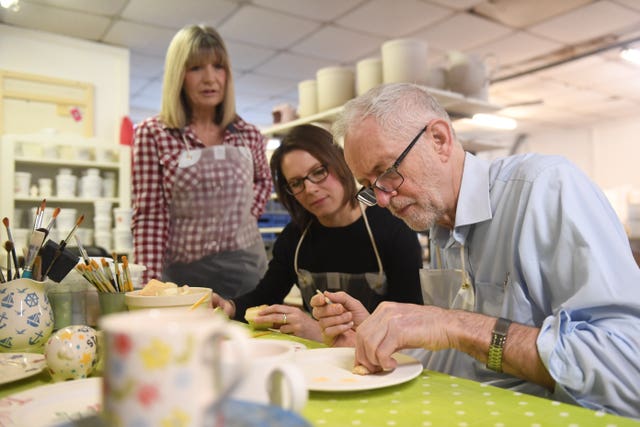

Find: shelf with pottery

[0,133,132,252]
[261,87,502,138]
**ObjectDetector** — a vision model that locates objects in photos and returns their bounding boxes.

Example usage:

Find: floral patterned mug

[99,307,249,427]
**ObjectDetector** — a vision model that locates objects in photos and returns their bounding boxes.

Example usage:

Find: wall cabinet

[1,133,131,252]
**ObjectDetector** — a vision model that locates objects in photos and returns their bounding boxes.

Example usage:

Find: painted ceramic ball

[44,325,99,382]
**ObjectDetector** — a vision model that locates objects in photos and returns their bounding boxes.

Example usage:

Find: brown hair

[270,124,358,229]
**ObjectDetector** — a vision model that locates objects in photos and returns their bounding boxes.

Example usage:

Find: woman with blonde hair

[132,24,271,298]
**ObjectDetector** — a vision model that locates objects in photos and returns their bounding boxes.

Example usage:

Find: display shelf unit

[0,133,131,246]
[261,87,503,138]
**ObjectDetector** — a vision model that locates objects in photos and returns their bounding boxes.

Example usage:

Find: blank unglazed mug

[99,307,249,427]
[223,339,307,413]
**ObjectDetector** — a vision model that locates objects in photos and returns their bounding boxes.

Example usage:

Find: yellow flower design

[160,408,191,427]
[80,352,93,365]
[139,338,173,370]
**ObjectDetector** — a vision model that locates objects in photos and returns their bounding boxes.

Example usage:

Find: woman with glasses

[131,25,271,298]
[211,124,423,342]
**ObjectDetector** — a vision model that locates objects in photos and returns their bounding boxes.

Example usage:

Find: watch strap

[487,317,512,372]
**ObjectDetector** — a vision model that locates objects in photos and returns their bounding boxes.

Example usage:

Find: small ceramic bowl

[44,325,99,381]
[125,287,212,311]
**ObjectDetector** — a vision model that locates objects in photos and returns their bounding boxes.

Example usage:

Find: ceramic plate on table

[252,338,307,352]
[0,377,101,427]
[0,353,47,385]
[293,347,423,392]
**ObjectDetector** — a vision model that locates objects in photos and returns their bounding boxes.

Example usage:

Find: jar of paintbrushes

[76,253,134,317]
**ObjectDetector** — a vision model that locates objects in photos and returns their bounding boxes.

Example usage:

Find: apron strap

[434,245,442,269]
[459,244,471,289]
[360,203,384,285]
[293,224,310,277]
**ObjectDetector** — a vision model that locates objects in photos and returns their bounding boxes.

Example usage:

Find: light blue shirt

[422,152,640,418]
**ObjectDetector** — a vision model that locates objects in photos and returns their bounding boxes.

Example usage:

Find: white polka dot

[451,383,460,387]
[387,421,396,426]
[495,423,505,427]
[452,391,461,396]
[518,401,528,405]
[490,411,500,416]
[422,391,431,396]
[422,422,432,426]
[513,392,523,396]
[422,383,431,387]
[422,400,431,405]
[486,401,496,405]
[390,400,400,404]
[355,409,365,414]
[389,410,398,414]
[456,410,466,416]
[323,408,333,413]
[454,401,463,405]
[531,424,542,427]
[559,412,569,417]
[359,399,369,403]
[551,401,561,406]
[482,392,492,396]
[595,411,606,417]
[458,422,468,427]
[316,420,327,425]
[422,410,432,415]
[393,391,401,396]
[351,421,361,425]
[524,411,535,417]
[568,424,579,427]
[479,383,489,388]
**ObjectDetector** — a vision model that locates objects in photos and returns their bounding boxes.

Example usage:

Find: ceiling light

[620,48,640,66]
[0,0,19,11]
[470,114,517,130]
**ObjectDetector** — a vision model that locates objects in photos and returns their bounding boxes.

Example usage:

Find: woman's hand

[254,304,323,342]
[210,292,236,318]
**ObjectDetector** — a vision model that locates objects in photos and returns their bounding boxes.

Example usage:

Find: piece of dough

[352,364,372,375]
[244,305,273,329]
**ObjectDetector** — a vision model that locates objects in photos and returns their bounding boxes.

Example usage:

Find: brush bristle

[4,240,13,251]
[2,217,8,227]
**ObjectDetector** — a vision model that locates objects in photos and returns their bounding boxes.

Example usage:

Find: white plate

[293,347,423,392]
[0,377,101,427]
[252,338,307,352]
[0,353,47,385]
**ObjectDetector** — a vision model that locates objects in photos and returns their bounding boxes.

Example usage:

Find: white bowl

[125,287,212,311]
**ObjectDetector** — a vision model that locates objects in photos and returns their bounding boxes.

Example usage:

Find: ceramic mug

[99,308,250,427]
[224,339,307,413]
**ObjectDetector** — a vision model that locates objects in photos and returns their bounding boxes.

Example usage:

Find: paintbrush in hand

[2,218,21,279]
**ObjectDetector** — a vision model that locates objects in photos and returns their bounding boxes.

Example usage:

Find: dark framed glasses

[285,165,329,195]
[356,124,428,206]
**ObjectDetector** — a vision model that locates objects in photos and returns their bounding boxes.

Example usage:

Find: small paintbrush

[43,207,61,237]
[21,229,47,279]
[3,241,13,281]
[2,218,21,279]
[42,214,84,279]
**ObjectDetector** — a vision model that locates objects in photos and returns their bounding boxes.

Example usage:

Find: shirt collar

[432,152,493,246]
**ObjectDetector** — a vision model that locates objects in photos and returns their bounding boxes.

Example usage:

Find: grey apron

[295,204,387,310]
[162,135,267,299]
[419,244,475,311]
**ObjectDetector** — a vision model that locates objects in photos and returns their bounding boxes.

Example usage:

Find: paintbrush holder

[40,240,78,283]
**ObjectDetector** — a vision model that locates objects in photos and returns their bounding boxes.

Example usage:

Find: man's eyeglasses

[356,124,428,206]
[285,165,329,195]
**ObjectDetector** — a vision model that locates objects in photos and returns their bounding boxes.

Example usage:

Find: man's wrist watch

[487,317,512,372]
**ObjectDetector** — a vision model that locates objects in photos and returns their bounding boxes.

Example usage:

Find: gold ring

[282,313,287,324]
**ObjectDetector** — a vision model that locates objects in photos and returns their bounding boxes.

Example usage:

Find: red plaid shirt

[131,116,271,282]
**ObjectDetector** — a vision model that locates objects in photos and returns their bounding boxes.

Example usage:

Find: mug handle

[205,322,250,402]
[266,364,308,413]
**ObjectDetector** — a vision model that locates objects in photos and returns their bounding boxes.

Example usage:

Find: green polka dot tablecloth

[301,370,638,427]
[253,332,639,427]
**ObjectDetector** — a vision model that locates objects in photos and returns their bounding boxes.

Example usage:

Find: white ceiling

[2,0,640,144]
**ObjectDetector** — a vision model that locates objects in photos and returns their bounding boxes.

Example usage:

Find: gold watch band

[487,317,512,372]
